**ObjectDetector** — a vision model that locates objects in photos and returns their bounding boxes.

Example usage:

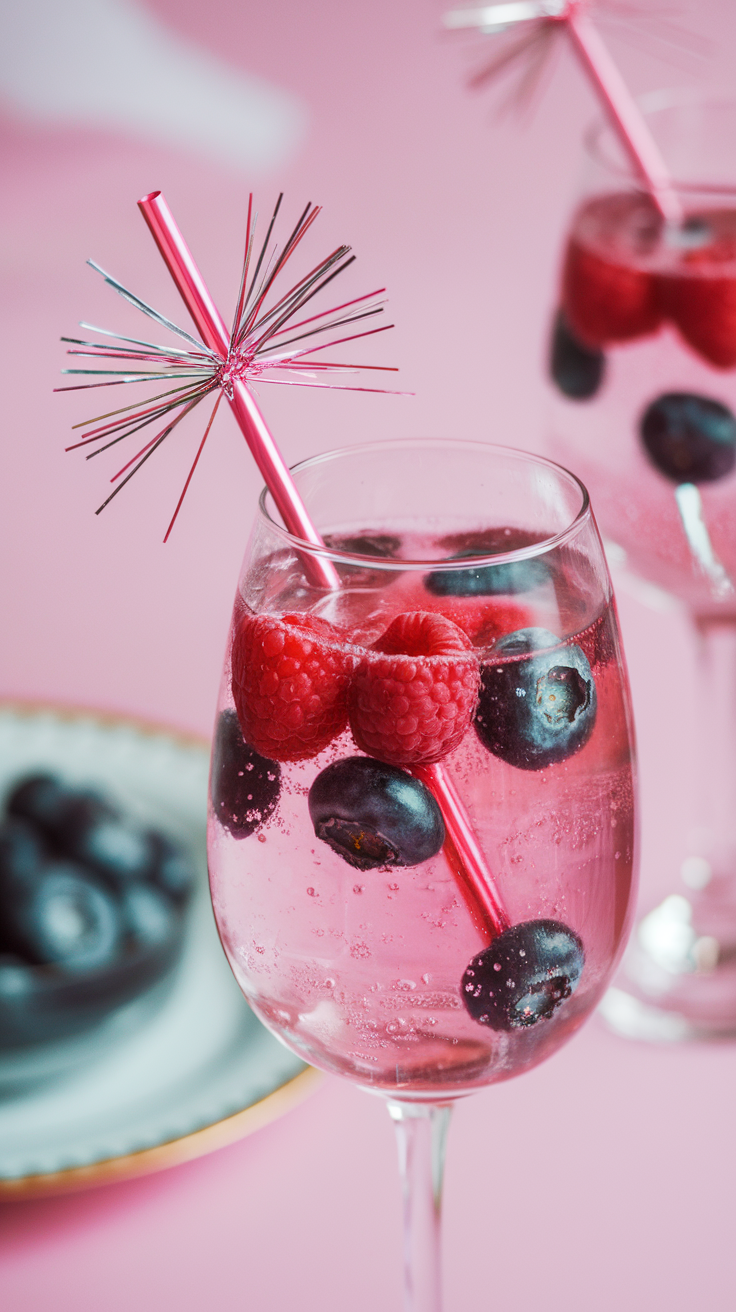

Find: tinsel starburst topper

[57,189,512,936]
[444,0,690,225]
[58,192,400,565]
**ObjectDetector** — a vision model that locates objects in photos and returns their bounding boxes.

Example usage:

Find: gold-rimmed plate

[0,703,318,1199]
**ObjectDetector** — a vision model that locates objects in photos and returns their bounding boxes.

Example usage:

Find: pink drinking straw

[138,190,509,944]
[563,6,683,226]
[445,0,684,225]
[138,191,340,592]
[415,763,510,937]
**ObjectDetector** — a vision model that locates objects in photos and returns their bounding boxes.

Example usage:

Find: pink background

[2,1,736,1307]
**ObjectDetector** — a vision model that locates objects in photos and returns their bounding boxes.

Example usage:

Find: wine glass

[207,437,637,1311]
[548,91,736,1040]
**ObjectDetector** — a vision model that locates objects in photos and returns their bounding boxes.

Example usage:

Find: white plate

[0,703,317,1197]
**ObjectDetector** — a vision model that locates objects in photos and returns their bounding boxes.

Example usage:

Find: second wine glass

[549,92,736,1040]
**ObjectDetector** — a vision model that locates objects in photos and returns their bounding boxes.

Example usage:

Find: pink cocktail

[207,438,637,1309]
[549,95,736,1039]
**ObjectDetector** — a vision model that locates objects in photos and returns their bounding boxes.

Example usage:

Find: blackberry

[211,709,281,838]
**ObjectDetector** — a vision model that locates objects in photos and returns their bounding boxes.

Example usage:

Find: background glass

[549,93,736,1039]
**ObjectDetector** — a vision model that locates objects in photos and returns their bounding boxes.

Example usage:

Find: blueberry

[326,533,401,559]
[0,956,34,999]
[7,774,102,834]
[308,756,445,870]
[549,310,606,400]
[325,533,403,588]
[0,819,47,898]
[7,775,119,860]
[462,919,585,1030]
[425,552,549,598]
[211,709,281,838]
[148,832,196,904]
[74,818,157,886]
[639,392,736,483]
[427,529,551,597]
[475,627,596,770]
[121,884,177,949]
[3,863,122,971]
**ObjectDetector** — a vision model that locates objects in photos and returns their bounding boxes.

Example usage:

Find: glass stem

[387,1100,452,1312]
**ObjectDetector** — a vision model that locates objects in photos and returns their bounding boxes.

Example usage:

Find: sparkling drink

[553,187,736,613]
[548,96,736,1039]
[208,441,637,1096]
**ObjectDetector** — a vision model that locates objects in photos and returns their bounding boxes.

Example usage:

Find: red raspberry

[561,194,662,347]
[658,210,736,369]
[231,612,355,762]
[348,612,479,767]
[562,237,661,347]
[393,576,531,646]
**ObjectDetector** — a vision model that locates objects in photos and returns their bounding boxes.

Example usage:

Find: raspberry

[562,237,661,347]
[231,612,355,762]
[658,212,736,369]
[348,612,480,766]
[561,194,662,347]
[390,576,531,648]
[663,274,736,369]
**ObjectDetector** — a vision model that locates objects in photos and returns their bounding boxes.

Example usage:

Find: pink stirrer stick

[137,190,509,944]
[563,5,683,225]
[138,191,340,591]
[446,1,684,224]
[415,763,510,937]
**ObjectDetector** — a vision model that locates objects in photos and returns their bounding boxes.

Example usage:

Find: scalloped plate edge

[0,1066,322,1199]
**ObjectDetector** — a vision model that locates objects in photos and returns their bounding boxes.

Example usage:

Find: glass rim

[257,438,592,573]
[584,87,736,198]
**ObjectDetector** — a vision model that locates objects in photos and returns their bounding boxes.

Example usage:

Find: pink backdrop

[2,1,736,1307]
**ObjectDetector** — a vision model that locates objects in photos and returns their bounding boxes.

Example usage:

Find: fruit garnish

[561,194,663,347]
[121,884,176,949]
[7,775,159,889]
[322,533,404,589]
[549,310,606,401]
[474,627,596,770]
[147,832,196,904]
[666,277,736,369]
[425,528,550,601]
[639,392,736,484]
[425,552,549,599]
[308,756,445,870]
[659,218,736,366]
[0,770,195,1050]
[8,775,113,836]
[231,612,355,763]
[348,611,479,766]
[211,709,282,838]
[461,919,585,1030]
[3,864,122,973]
[392,574,531,647]
[0,819,47,897]
[397,537,539,642]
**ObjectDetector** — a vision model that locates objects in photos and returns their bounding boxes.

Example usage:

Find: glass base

[600,885,736,1041]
